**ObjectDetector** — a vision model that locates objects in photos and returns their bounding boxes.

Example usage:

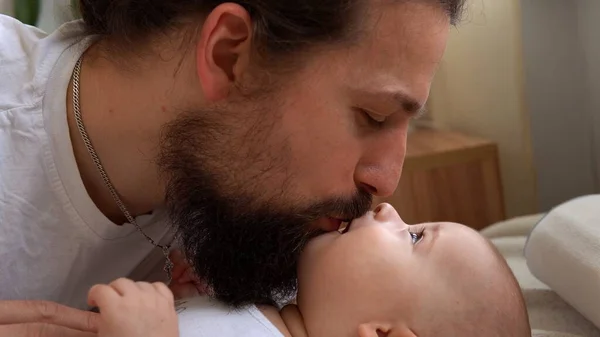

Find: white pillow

[525,195,600,330]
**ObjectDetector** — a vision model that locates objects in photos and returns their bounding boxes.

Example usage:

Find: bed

[482,205,600,337]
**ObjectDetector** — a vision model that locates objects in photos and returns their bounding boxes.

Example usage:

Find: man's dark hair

[78,0,465,59]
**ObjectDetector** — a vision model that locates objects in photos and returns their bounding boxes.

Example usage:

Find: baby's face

[297,203,511,336]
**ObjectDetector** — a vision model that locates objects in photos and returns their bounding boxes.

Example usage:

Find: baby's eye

[410,231,423,244]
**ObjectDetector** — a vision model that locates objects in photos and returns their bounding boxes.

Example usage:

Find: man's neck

[65,42,195,224]
[257,304,309,337]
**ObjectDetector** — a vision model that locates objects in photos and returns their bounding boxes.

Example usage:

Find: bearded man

[0,0,463,335]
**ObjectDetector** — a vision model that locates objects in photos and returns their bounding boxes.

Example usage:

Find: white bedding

[484,209,600,337]
[526,195,600,330]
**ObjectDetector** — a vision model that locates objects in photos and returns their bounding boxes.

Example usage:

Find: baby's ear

[357,322,418,337]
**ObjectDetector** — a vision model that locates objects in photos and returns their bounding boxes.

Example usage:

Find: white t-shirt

[0,15,173,309]
[177,297,283,337]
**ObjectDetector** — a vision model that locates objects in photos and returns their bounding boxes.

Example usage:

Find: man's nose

[354,130,408,197]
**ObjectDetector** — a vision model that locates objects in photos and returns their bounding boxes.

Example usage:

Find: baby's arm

[88,278,179,337]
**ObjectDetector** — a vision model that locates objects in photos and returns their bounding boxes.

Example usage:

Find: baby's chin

[295,231,343,301]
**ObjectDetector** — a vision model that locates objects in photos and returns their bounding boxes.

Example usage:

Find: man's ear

[196,3,253,102]
[358,322,418,337]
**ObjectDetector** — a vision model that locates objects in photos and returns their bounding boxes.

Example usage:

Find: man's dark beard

[159,113,372,307]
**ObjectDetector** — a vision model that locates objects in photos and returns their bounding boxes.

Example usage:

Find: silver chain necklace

[71,56,174,282]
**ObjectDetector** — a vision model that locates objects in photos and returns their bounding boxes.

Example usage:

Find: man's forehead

[359,1,451,56]
[337,2,450,100]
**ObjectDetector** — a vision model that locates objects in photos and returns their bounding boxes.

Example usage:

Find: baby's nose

[373,203,402,222]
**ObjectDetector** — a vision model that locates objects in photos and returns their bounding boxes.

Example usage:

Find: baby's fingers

[169,250,188,281]
[153,282,175,303]
[177,268,196,284]
[87,284,120,309]
[169,282,199,300]
[109,278,138,296]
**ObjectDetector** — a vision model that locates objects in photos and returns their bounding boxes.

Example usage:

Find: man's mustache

[305,189,373,222]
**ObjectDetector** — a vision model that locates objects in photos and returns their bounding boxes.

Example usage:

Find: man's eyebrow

[354,87,425,117]
[391,91,425,117]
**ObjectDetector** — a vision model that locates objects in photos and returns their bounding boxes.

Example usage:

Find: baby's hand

[88,278,179,337]
[169,250,210,299]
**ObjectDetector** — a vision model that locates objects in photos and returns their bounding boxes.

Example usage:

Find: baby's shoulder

[177,297,284,337]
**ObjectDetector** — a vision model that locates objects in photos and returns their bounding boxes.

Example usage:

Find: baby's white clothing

[177,296,284,337]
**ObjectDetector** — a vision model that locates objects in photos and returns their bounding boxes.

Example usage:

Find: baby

[88,203,531,337]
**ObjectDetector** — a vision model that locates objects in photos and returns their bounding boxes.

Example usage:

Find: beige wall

[428,0,537,217]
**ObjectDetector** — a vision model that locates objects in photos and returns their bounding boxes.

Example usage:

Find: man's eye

[357,108,386,128]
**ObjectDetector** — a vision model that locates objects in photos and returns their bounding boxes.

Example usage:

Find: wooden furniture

[375,127,506,230]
